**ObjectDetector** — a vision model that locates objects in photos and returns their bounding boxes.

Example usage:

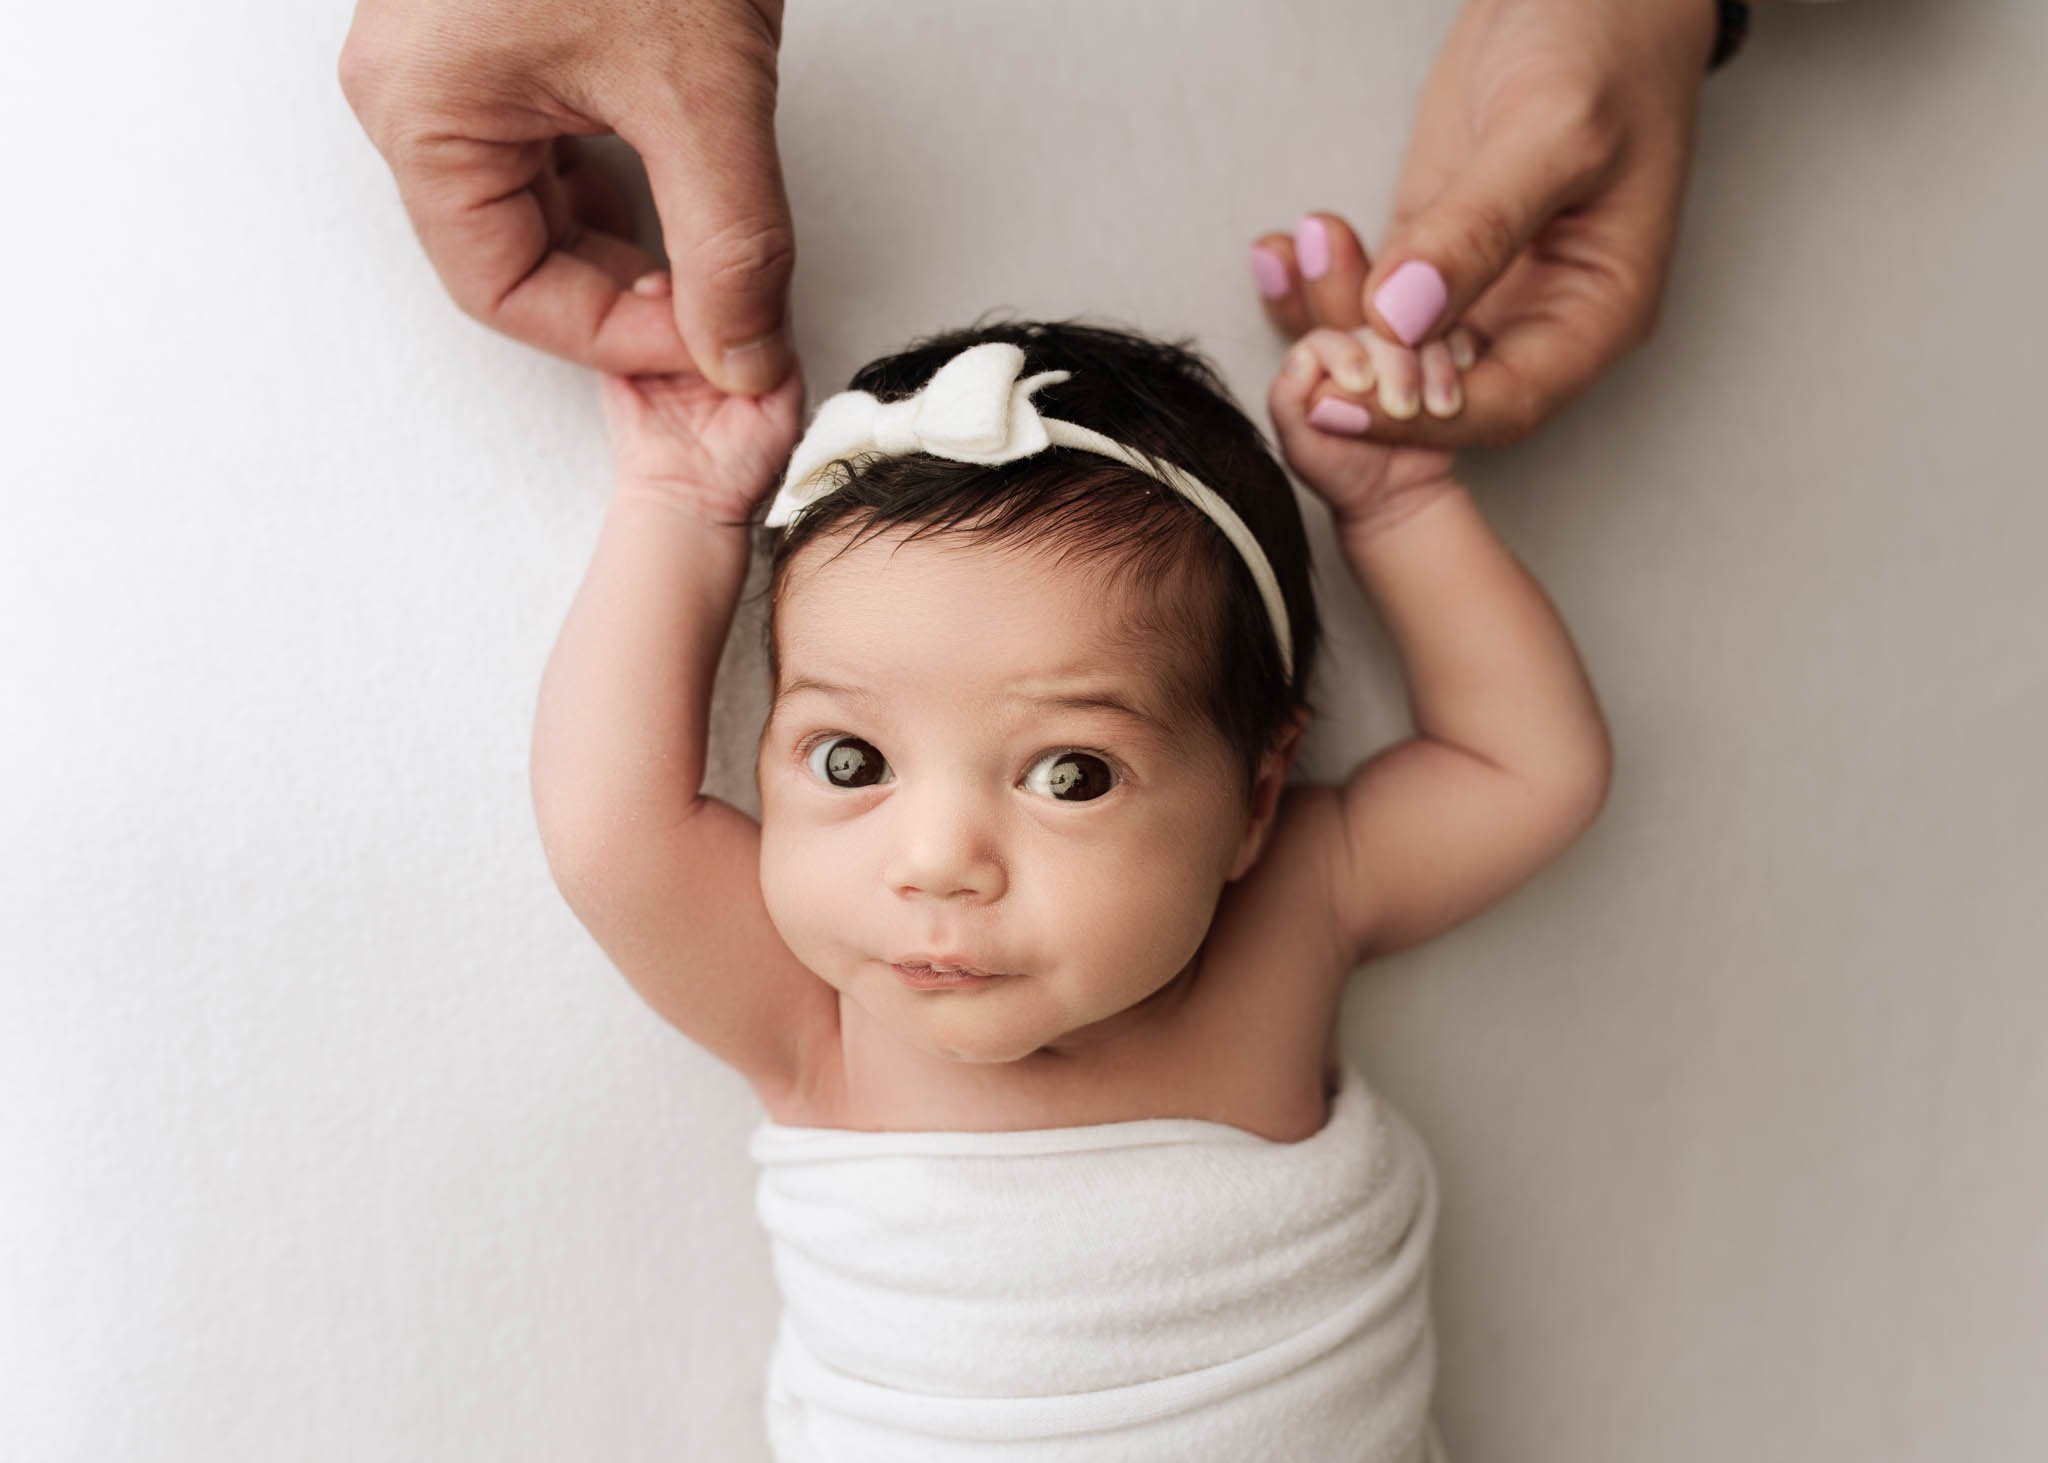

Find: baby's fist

[1268,328,1458,529]
[600,331,805,525]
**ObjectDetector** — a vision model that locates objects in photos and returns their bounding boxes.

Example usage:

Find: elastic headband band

[762,341,1293,680]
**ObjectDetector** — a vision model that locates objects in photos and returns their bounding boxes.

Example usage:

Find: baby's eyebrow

[773,674,873,711]
[770,675,1169,737]
[1016,688,1167,734]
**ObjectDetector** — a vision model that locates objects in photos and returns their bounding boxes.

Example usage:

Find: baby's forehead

[773,527,1195,716]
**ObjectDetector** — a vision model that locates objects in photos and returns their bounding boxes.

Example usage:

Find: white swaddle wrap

[749,1060,1448,1461]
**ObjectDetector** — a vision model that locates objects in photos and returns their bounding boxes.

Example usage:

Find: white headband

[762,341,1293,680]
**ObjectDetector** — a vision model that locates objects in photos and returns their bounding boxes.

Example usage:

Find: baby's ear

[1280,704,1310,757]
[1229,709,1312,881]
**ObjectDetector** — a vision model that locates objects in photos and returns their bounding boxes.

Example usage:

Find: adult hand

[339,0,795,392]
[1255,0,1719,446]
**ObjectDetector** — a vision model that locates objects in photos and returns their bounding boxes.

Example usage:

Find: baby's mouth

[892,959,1009,984]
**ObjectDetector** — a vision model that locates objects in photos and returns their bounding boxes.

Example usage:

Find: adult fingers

[340,4,697,374]
[554,138,643,269]
[1441,151,1675,445]
[541,142,664,288]
[622,26,796,397]
[381,128,697,374]
[1249,234,1313,339]
[1358,273,1623,449]
[1291,213,1372,331]
[1364,85,1616,346]
[1457,267,1642,443]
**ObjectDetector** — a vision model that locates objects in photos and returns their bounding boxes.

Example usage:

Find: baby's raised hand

[599,273,805,524]
[1251,212,1485,430]
[1268,330,1463,530]
[1254,213,1475,529]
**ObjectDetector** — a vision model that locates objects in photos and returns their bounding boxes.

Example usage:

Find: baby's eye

[1023,750,1118,803]
[805,735,891,789]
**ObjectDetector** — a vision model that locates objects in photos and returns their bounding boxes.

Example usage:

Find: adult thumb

[1367,100,1613,346]
[623,46,796,395]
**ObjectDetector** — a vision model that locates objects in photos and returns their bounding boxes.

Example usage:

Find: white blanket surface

[749,1059,1447,1461]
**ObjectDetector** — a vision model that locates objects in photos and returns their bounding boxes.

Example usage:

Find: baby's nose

[885,787,1006,902]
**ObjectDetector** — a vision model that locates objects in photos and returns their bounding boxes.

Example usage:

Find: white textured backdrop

[4,1,2044,1459]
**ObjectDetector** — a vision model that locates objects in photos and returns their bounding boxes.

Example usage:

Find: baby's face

[757,525,1260,1066]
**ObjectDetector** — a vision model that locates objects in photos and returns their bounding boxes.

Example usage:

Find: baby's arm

[530,359,835,1104]
[1270,332,1613,963]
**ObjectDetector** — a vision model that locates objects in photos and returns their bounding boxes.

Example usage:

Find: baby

[531,212,1610,1461]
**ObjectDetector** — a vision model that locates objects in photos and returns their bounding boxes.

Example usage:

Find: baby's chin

[864,986,1072,1067]
[900,1008,1055,1067]
[844,960,1184,1067]
[928,1041,1043,1066]
[907,1000,1169,1069]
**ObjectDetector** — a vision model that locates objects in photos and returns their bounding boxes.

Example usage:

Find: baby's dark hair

[757,318,1321,805]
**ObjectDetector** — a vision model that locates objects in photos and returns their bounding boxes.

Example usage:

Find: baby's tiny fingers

[1356,330,1421,421]
[1299,326,1375,398]
[1420,340,1462,419]
[1277,330,1379,439]
[1448,325,1480,372]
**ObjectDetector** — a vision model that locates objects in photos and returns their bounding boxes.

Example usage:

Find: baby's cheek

[756,822,840,971]
[755,837,799,945]
[1057,841,1218,973]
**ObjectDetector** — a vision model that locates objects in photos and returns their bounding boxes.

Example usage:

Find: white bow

[759,339,1294,679]
[763,343,1072,528]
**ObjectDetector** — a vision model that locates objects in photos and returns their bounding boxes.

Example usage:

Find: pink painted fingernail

[1307,397,1372,436]
[1294,215,1330,281]
[1373,260,1448,345]
[1248,244,1289,300]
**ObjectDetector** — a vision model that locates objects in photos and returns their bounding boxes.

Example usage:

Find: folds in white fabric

[749,1062,1445,1461]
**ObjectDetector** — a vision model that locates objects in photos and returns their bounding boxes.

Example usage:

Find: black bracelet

[1708,0,1752,71]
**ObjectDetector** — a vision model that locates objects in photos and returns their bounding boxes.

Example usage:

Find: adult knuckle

[660,10,783,106]
[696,218,797,295]
[336,15,426,144]
[727,12,786,73]
[1457,197,1523,273]
[1501,64,1620,179]
[1555,76,1621,152]
[1555,105,1618,185]
[335,27,390,119]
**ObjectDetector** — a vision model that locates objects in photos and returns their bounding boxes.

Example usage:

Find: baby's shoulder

[1176,782,1355,1078]
[1216,780,1350,946]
